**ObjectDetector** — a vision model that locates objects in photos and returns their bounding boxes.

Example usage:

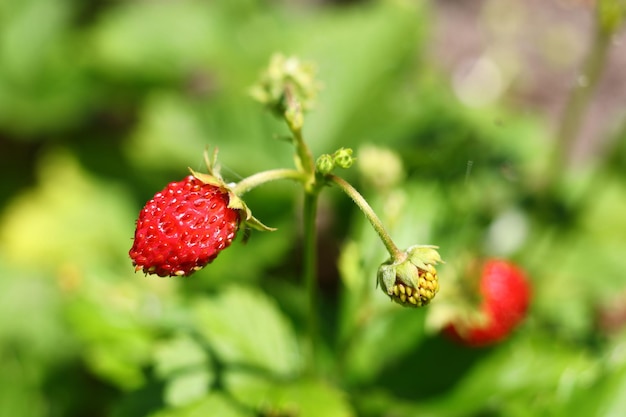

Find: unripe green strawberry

[444,259,531,347]
[378,245,442,307]
[129,175,241,277]
[388,263,440,307]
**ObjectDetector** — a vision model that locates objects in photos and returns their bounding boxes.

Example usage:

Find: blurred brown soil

[429,0,626,165]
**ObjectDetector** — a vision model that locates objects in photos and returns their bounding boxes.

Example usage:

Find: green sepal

[243,214,277,232]
[188,168,224,188]
[188,147,225,186]
[229,188,277,232]
[407,245,443,269]
[189,149,277,233]
[377,263,396,294]
[395,261,419,289]
[226,193,246,212]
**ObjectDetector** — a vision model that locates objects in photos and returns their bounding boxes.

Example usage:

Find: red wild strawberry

[130,175,242,277]
[444,259,531,347]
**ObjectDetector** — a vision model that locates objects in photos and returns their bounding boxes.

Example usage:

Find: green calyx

[377,245,443,308]
[189,149,276,233]
[407,245,443,269]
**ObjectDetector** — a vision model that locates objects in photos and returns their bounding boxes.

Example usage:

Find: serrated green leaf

[557,365,626,417]
[148,393,251,417]
[67,296,154,391]
[84,345,146,391]
[343,308,426,384]
[153,335,208,379]
[193,286,301,375]
[90,1,219,79]
[419,333,601,416]
[225,371,354,417]
[0,0,93,134]
[164,368,213,408]
[0,150,136,271]
[0,263,69,361]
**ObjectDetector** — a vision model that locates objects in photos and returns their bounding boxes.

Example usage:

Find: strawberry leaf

[192,286,301,376]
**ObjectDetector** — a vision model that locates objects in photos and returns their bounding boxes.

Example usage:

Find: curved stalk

[231,169,306,196]
[327,174,404,262]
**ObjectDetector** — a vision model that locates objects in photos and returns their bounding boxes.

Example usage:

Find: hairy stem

[232,169,306,196]
[284,85,316,188]
[327,174,404,262]
[303,190,320,373]
[294,128,316,186]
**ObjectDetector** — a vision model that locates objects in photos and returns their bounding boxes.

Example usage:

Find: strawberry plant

[129,54,443,374]
[0,1,626,417]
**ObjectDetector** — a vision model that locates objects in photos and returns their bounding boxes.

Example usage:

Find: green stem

[278,87,321,370]
[327,174,404,261]
[278,87,321,372]
[303,190,320,373]
[293,128,316,184]
[284,85,316,188]
[233,167,321,372]
[231,169,306,196]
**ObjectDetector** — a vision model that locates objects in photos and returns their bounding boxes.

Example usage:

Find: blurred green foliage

[1,0,626,416]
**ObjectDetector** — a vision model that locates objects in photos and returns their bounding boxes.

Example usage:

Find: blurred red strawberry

[444,259,531,347]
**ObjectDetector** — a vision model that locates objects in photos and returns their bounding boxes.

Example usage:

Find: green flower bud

[316,154,335,175]
[250,53,321,117]
[377,245,442,307]
[333,148,355,169]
